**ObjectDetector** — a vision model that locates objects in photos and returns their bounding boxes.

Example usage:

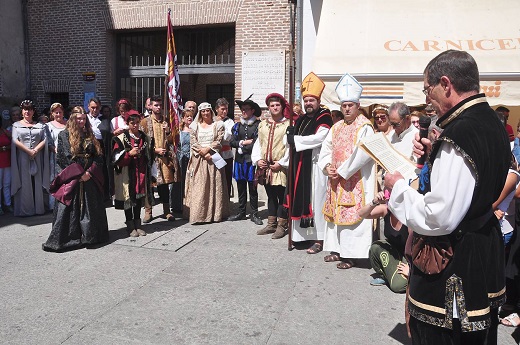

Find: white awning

[308,0,520,107]
[319,80,520,109]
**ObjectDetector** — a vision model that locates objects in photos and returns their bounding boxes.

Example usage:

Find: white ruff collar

[240,117,256,125]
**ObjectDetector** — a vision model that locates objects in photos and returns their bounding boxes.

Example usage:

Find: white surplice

[317,123,376,258]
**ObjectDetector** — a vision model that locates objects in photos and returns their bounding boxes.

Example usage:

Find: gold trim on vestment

[468,307,490,317]
[408,294,446,315]
[438,97,487,128]
[488,287,506,299]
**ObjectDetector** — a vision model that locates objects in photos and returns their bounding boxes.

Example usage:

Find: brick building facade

[24,0,292,116]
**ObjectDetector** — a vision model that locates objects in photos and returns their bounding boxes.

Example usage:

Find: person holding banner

[317,73,376,269]
[285,72,333,252]
[385,50,510,344]
[140,95,177,223]
[183,102,229,224]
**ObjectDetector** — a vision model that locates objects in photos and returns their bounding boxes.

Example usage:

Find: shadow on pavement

[107,217,189,244]
[0,211,53,228]
[388,323,412,345]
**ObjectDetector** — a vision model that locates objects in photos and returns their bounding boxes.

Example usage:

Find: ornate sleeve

[210,122,224,152]
[56,130,72,172]
[112,135,131,167]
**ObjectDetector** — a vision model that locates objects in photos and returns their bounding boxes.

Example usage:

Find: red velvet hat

[265,92,292,119]
[124,109,140,122]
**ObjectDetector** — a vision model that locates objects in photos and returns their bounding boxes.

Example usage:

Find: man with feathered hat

[227,95,262,225]
[285,72,333,251]
[317,73,376,269]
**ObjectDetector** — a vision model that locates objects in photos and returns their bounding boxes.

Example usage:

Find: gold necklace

[297,116,313,135]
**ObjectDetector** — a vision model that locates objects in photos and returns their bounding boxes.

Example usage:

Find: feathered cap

[236,94,262,117]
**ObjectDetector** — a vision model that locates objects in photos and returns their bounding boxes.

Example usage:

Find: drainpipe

[21,0,31,98]
[294,0,303,101]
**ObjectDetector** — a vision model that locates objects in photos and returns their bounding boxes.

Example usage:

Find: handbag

[411,233,453,275]
[254,168,267,187]
[410,209,494,275]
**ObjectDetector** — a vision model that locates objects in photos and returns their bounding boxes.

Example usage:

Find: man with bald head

[184,101,197,114]
[388,101,418,162]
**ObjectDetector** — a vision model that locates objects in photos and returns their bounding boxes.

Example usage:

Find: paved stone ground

[0,184,516,344]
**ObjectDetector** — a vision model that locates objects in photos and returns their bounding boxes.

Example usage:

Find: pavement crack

[264,258,307,344]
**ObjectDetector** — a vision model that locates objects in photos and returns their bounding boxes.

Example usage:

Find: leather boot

[126,220,138,237]
[272,218,288,239]
[257,216,277,235]
[250,212,263,225]
[143,206,153,223]
[162,203,175,221]
[134,219,146,236]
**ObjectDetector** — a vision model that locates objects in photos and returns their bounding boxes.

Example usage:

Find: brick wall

[26,0,291,114]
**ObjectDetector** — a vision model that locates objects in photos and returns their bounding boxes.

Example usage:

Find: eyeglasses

[390,117,405,128]
[374,115,387,121]
[422,83,438,96]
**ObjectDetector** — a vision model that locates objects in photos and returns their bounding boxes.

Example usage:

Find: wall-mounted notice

[242,50,286,106]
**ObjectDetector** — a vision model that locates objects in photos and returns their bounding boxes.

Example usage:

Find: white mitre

[335,73,363,103]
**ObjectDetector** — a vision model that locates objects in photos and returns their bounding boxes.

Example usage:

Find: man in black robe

[385,50,510,344]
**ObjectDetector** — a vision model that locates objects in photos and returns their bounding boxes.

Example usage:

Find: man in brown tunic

[140,95,177,222]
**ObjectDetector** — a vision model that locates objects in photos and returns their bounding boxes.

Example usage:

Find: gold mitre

[301,72,325,100]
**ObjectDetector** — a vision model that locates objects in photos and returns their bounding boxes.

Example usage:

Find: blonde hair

[66,106,102,157]
[197,102,215,123]
[49,103,64,121]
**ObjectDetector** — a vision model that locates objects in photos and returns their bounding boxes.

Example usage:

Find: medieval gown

[11,121,50,216]
[47,121,66,208]
[42,130,109,251]
[183,121,229,223]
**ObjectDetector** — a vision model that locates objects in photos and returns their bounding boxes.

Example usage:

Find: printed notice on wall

[242,50,286,106]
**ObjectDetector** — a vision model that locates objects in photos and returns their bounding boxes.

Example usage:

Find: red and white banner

[165,10,182,145]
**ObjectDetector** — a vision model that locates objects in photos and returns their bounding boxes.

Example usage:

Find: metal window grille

[116,27,235,112]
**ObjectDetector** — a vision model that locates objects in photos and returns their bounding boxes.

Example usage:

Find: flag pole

[164,8,171,126]
[287,0,297,251]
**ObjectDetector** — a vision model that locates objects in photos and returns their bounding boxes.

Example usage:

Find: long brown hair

[66,106,102,157]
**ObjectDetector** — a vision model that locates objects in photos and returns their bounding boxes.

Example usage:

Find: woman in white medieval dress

[183,102,229,224]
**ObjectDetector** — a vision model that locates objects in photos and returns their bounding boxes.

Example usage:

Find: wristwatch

[370,200,380,207]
